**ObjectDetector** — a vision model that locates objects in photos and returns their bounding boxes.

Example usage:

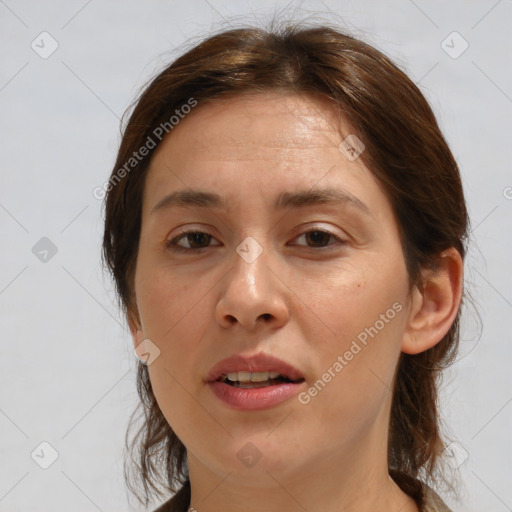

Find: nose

[215,241,290,331]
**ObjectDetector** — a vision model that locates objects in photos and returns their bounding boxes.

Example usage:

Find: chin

[204,438,304,482]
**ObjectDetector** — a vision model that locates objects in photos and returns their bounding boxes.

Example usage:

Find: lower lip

[208,380,304,410]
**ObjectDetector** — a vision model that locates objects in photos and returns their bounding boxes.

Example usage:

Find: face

[130,93,415,486]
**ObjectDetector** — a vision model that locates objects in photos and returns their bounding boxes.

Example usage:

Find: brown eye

[304,230,332,247]
[166,230,220,253]
[293,230,345,249]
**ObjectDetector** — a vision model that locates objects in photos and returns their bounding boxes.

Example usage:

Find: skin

[128,92,463,512]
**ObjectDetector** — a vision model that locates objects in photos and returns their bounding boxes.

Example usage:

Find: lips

[206,352,306,411]
[205,353,305,384]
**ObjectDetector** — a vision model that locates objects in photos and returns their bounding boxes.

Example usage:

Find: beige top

[154,481,453,511]
[424,485,453,512]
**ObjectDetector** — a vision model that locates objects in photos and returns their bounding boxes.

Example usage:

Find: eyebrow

[151,188,373,217]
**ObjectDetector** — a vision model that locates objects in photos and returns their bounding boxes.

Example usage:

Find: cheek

[138,268,216,441]
[137,263,208,340]
[136,263,214,405]
[296,253,407,344]
[296,255,407,408]
[296,299,405,452]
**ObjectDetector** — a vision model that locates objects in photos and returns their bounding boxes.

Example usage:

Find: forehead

[174,93,344,154]
[145,92,373,190]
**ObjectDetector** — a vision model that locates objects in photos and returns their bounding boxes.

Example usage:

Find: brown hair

[102,21,470,509]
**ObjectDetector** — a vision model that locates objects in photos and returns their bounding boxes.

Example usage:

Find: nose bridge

[235,234,266,270]
[215,233,289,329]
[231,234,272,298]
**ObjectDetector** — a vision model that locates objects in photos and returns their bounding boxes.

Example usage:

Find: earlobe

[401,248,463,355]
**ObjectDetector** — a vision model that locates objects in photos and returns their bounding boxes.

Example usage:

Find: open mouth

[218,372,305,388]
[208,365,307,410]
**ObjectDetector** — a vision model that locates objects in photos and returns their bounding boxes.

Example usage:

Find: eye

[166,230,221,253]
[291,229,346,249]
[166,228,346,254]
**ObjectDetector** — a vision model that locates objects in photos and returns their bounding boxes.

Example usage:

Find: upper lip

[206,352,305,383]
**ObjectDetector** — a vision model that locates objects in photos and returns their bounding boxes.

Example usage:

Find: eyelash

[165,228,346,254]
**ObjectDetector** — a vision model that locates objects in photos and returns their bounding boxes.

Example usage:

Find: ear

[402,247,463,354]
[128,306,145,350]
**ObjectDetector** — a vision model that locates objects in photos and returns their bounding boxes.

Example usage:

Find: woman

[102,22,468,512]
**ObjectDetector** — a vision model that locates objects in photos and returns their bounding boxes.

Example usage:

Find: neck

[186,426,418,512]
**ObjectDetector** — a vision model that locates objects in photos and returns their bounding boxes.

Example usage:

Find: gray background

[1,1,511,511]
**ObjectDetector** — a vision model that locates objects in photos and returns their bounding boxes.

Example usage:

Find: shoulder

[152,481,191,512]
[152,499,172,512]
[152,496,185,512]
[422,485,453,512]
[151,479,451,512]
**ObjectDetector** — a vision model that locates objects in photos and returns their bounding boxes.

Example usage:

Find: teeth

[225,371,282,382]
